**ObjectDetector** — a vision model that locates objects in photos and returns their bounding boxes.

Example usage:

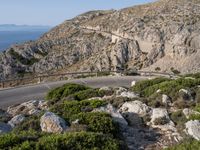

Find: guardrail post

[2,82,4,88]
[38,76,41,83]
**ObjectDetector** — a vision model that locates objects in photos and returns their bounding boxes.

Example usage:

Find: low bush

[170,110,187,131]
[50,99,107,120]
[36,132,121,150]
[70,112,117,134]
[45,83,90,101]
[132,77,171,94]
[136,78,200,101]
[12,115,42,133]
[0,131,122,150]
[166,138,200,150]
[71,89,106,101]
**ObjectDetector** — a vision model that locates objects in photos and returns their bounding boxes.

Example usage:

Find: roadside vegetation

[0,83,124,150]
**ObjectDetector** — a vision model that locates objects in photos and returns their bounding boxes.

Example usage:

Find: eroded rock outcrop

[1,0,200,79]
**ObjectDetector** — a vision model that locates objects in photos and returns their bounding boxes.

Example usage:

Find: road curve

[0,76,149,109]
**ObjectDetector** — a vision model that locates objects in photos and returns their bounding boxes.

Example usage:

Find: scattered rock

[156,89,161,93]
[93,103,128,126]
[131,81,136,87]
[183,108,200,119]
[99,86,112,92]
[119,100,151,116]
[7,100,46,116]
[150,108,176,131]
[185,120,200,140]
[119,91,138,99]
[179,89,194,101]
[0,122,12,134]
[162,94,172,106]
[40,112,68,133]
[115,87,128,95]
[8,114,25,128]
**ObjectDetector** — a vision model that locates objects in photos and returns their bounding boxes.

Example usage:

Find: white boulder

[93,104,128,126]
[185,120,200,140]
[150,108,176,131]
[40,112,68,133]
[119,101,151,116]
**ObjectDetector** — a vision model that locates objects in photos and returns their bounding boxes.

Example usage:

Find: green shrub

[12,115,42,133]
[50,99,106,119]
[132,77,170,94]
[70,112,117,134]
[170,110,187,131]
[0,131,122,150]
[166,138,200,150]
[140,78,200,100]
[189,114,200,120]
[36,132,121,150]
[46,83,90,101]
[71,89,106,101]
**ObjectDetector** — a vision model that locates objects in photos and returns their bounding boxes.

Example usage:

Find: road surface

[0,76,149,109]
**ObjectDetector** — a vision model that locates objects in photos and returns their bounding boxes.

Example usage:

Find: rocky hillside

[1,0,200,79]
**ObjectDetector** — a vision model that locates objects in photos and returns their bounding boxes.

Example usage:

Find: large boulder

[0,122,12,134]
[150,108,176,131]
[8,114,25,128]
[119,100,151,116]
[93,103,128,126]
[40,112,68,133]
[185,120,200,140]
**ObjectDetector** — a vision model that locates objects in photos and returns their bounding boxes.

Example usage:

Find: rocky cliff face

[1,0,200,79]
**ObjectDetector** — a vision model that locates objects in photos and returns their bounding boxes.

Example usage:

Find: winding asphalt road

[0,76,149,109]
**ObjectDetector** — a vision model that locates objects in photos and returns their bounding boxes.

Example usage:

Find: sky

[0,0,154,26]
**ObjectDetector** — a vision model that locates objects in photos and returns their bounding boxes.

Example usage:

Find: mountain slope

[1,0,200,79]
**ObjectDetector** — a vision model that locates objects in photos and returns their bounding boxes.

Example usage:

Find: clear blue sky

[0,0,154,26]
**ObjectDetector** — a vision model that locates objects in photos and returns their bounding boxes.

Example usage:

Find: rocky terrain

[1,0,200,80]
[1,74,200,149]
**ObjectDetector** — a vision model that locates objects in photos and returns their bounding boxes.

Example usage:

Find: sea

[0,30,49,52]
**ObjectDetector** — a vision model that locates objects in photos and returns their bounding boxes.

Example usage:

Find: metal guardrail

[0,70,176,89]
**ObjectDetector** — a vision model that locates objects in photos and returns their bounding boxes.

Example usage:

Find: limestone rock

[162,94,172,106]
[8,114,25,128]
[115,87,128,95]
[150,108,176,131]
[40,112,68,133]
[185,120,200,140]
[119,100,151,116]
[119,91,138,99]
[93,103,128,126]
[131,81,136,87]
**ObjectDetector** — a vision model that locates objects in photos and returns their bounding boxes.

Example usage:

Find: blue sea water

[0,30,49,51]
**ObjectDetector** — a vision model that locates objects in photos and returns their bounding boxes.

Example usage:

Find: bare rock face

[40,112,68,133]
[185,120,200,140]
[1,0,200,79]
